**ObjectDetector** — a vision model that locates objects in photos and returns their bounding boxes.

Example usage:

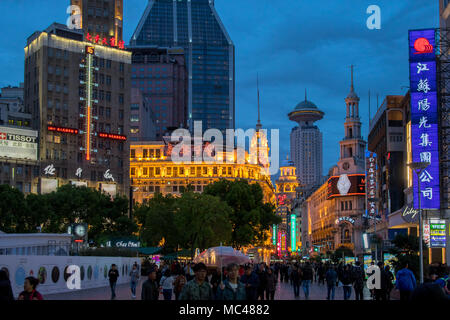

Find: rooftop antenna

[256,74,262,130]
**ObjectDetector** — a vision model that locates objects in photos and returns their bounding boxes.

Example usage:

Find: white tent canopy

[193,246,250,267]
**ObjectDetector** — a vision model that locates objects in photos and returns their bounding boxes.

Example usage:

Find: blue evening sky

[0,0,438,175]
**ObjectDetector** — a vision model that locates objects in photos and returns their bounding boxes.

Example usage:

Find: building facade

[24,23,131,196]
[130,87,156,141]
[129,46,188,139]
[301,69,367,257]
[130,0,235,133]
[0,83,32,129]
[70,0,123,45]
[288,92,324,189]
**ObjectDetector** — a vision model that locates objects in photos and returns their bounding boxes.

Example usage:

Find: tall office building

[24,23,131,196]
[129,47,188,139]
[288,90,324,188]
[70,0,123,45]
[130,0,235,133]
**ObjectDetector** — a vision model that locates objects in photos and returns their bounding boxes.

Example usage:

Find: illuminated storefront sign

[335,216,355,225]
[0,126,38,160]
[85,33,125,49]
[401,206,420,223]
[365,151,378,219]
[277,232,281,255]
[429,220,446,248]
[327,174,365,199]
[290,214,297,252]
[47,125,79,135]
[408,29,440,209]
[423,221,430,246]
[43,164,56,176]
[272,224,277,245]
[363,254,372,271]
[345,257,356,265]
[98,132,127,141]
[281,232,286,252]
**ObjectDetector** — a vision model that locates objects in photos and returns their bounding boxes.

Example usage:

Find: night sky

[0,0,438,176]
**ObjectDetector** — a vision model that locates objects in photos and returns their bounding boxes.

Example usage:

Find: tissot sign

[408,29,440,209]
[0,126,38,160]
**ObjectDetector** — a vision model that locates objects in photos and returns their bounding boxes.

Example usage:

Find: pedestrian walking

[18,276,43,300]
[173,271,187,300]
[179,263,213,300]
[339,264,353,300]
[141,266,159,300]
[108,264,119,300]
[291,265,302,298]
[0,270,14,301]
[216,263,246,300]
[160,269,175,300]
[352,261,365,300]
[374,262,389,301]
[395,262,416,301]
[240,265,260,301]
[129,264,140,299]
[256,263,267,300]
[385,265,394,300]
[265,267,276,300]
[325,265,338,300]
[301,262,313,299]
[210,268,222,297]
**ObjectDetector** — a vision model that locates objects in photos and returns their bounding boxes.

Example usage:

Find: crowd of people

[0,259,448,301]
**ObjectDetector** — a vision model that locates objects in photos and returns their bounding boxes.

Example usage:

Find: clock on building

[343,162,350,170]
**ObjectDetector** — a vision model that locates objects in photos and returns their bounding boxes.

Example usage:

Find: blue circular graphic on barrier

[15,267,26,287]
[94,265,99,280]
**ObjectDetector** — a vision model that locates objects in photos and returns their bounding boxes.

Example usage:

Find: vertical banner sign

[281,232,286,253]
[290,214,297,252]
[408,29,440,209]
[365,151,378,219]
[84,46,95,161]
[429,220,446,248]
[272,224,277,246]
[277,232,281,256]
[423,221,431,247]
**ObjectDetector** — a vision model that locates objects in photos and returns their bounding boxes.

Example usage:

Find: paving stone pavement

[45,277,394,300]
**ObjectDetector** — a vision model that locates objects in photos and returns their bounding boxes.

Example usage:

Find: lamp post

[407,161,430,284]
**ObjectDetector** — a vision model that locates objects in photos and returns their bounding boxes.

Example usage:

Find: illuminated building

[130,0,235,133]
[301,67,367,257]
[24,23,131,196]
[70,0,123,45]
[129,140,275,204]
[129,47,188,139]
[288,90,324,189]
[0,83,31,129]
[274,158,300,255]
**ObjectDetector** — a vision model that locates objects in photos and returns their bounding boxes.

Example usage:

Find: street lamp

[407,161,430,284]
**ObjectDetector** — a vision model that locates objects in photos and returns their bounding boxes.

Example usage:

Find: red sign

[414,37,433,54]
[98,132,127,141]
[48,125,79,135]
[86,33,125,50]
[0,132,6,140]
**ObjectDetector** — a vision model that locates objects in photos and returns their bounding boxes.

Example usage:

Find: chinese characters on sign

[290,214,297,252]
[85,33,125,50]
[365,151,378,219]
[408,29,440,209]
[429,220,446,248]
[272,224,277,246]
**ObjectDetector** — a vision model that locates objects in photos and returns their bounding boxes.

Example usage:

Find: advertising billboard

[272,224,277,246]
[0,126,38,160]
[290,214,297,252]
[408,29,440,209]
[40,178,58,194]
[100,183,117,197]
[327,174,365,199]
[429,220,446,248]
[365,151,378,219]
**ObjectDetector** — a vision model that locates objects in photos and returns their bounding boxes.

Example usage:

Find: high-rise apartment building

[24,23,131,196]
[130,0,235,133]
[288,91,324,188]
[129,47,187,139]
[130,87,156,141]
[70,0,123,45]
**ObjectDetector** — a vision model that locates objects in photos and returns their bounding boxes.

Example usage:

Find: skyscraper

[70,0,123,45]
[130,0,235,133]
[288,90,324,188]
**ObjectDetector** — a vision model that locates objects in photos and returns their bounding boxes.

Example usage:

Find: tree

[331,246,354,263]
[204,179,280,249]
[389,234,427,279]
[0,184,29,233]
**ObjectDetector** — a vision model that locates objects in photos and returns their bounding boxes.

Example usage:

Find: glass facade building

[130,0,235,133]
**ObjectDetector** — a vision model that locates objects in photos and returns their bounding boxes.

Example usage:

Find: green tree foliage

[331,246,354,263]
[203,179,281,249]
[389,233,426,278]
[0,184,136,245]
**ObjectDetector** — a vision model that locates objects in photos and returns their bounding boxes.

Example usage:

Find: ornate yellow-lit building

[129,140,275,204]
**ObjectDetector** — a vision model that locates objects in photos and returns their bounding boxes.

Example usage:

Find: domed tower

[337,65,367,174]
[288,90,324,189]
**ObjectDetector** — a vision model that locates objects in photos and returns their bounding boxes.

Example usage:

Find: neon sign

[365,151,378,219]
[413,37,433,54]
[272,224,277,246]
[98,132,127,141]
[47,125,79,135]
[290,214,297,252]
[85,33,125,50]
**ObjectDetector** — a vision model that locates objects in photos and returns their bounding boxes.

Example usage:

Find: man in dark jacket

[108,264,119,300]
[0,270,14,301]
[301,262,313,299]
[141,267,159,300]
[325,265,338,300]
[216,263,246,300]
[291,265,302,298]
[352,261,365,300]
[396,262,416,301]
[339,265,353,300]
[256,263,267,300]
[240,265,260,301]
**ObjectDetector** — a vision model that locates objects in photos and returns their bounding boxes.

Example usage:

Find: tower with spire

[288,89,324,189]
[337,65,367,174]
[250,75,269,173]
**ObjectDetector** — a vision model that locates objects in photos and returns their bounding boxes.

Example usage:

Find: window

[106,75,111,85]
[106,60,111,69]
[130,114,139,122]
[106,108,111,118]
[130,149,135,158]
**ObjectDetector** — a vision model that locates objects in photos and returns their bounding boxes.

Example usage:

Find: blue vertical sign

[408,29,440,210]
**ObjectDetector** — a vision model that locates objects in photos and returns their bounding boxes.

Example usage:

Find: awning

[136,247,161,255]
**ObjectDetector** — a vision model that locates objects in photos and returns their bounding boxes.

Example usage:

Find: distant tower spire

[305,88,307,102]
[350,64,354,92]
[256,74,262,130]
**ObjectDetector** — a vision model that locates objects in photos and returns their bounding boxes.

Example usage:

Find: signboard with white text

[0,126,38,160]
